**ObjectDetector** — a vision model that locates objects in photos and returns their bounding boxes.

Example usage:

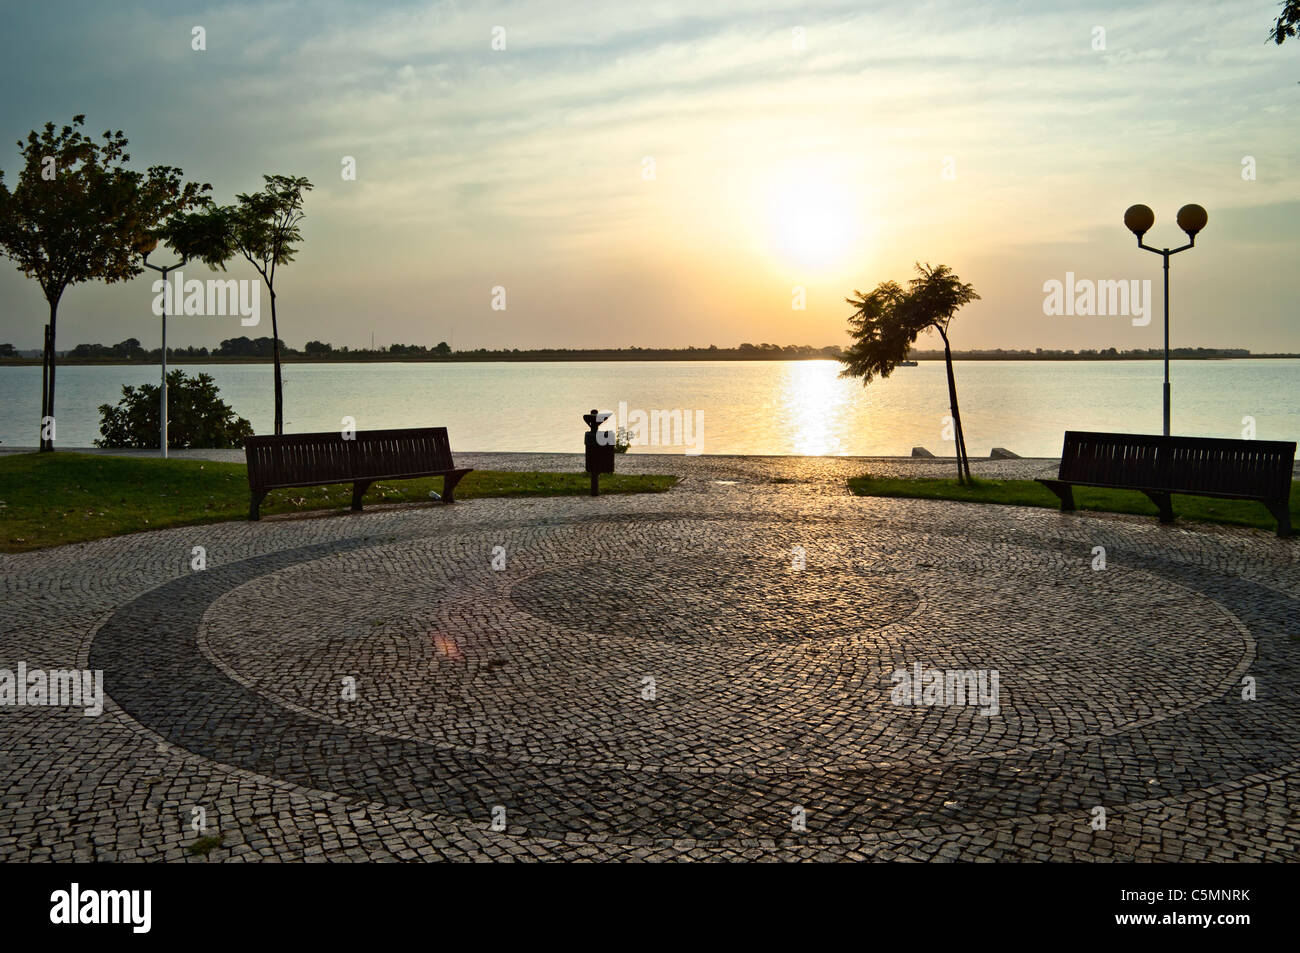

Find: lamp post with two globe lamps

[1122,203,1208,437]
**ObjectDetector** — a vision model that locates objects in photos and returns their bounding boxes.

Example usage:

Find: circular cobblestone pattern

[92,509,1299,843]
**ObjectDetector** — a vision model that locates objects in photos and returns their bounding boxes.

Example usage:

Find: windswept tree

[0,116,208,449]
[166,175,312,435]
[839,263,981,482]
[1270,1,1300,43]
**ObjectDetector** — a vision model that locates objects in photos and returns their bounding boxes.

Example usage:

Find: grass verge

[846,474,1298,534]
[0,452,677,553]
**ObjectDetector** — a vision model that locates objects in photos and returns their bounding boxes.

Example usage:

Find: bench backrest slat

[246,427,456,487]
[1059,431,1295,501]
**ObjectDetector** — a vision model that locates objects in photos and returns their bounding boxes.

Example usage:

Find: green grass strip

[0,452,676,552]
[847,474,1297,533]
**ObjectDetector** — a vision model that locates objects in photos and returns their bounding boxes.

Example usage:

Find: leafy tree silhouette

[839,263,981,482]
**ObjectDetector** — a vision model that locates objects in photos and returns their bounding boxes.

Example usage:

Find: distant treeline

[0,338,1291,364]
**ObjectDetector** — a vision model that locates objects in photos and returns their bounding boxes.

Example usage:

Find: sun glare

[765,163,860,270]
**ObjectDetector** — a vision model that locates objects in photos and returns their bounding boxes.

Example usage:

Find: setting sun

[763,162,862,271]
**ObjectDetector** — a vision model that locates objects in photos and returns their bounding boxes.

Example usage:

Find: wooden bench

[1037,431,1295,537]
[244,426,472,520]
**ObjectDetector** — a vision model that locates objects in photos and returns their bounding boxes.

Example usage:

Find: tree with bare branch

[162,174,312,435]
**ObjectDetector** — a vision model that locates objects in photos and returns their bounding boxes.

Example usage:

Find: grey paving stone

[1,459,1297,861]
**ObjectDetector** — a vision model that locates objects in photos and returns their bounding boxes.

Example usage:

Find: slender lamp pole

[141,243,186,458]
[1123,203,1208,437]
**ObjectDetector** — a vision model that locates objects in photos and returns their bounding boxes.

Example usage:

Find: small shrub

[96,370,254,449]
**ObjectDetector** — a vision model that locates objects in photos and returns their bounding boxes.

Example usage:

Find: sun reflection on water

[780,361,854,456]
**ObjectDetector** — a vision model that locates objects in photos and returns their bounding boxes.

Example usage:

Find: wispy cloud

[0,0,1296,351]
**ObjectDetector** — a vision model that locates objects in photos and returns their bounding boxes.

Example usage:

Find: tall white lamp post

[140,239,186,458]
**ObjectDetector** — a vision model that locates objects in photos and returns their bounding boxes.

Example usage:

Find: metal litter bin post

[583,409,615,496]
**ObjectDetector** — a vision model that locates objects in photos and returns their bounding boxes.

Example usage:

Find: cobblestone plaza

[1,455,1297,861]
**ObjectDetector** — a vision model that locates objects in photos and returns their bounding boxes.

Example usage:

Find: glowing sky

[1,0,1297,352]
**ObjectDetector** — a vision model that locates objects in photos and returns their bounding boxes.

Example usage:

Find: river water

[1,359,1296,456]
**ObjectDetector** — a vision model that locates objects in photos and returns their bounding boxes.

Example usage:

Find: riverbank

[0,445,1063,483]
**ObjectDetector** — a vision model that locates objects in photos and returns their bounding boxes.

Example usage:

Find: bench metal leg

[1141,490,1175,524]
[1037,479,1075,512]
[442,470,467,503]
[351,481,372,511]
[1265,501,1291,538]
[249,490,268,521]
